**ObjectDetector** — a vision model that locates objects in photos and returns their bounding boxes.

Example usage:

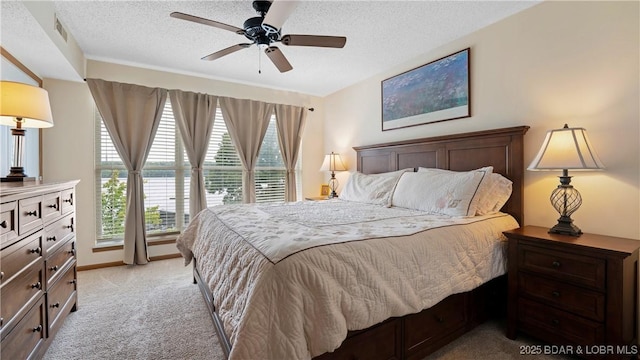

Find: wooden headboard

[353,126,529,225]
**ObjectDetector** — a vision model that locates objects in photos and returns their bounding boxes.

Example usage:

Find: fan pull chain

[258,48,262,74]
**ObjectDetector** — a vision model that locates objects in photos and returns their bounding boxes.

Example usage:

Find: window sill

[93,235,178,253]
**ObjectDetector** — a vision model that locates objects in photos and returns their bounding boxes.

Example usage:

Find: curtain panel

[169,90,218,218]
[219,97,274,203]
[87,78,168,265]
[274,104,307,202]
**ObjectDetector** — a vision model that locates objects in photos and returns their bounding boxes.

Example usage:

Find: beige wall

[43,61,325,266]
[324,1,640,239]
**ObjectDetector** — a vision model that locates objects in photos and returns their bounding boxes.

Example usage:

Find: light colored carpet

[44,258,568,360]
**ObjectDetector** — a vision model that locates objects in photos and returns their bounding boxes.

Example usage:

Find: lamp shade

[0,81,54,128]
[528,124,604,171]
[320,152,347,172]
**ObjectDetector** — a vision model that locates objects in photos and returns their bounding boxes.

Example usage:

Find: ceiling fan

[170,0,347,73]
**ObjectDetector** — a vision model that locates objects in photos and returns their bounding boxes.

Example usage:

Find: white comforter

[177,200,518,360]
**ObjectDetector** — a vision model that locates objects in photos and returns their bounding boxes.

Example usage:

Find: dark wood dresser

[505,226,639,357]
[1,180,79,359]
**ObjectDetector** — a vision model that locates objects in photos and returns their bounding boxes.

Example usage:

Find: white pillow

[340,169,409,206]
[417,166,511,215]
[392,171,486,217]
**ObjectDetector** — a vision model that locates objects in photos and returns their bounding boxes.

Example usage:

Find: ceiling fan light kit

[170,0,346,73]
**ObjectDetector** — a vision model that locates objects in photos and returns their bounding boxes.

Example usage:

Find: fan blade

[265,46,293,73]
[202,43,252,61]
[281,35,346,48]
[262,0,299,34]
[170,12,244,34]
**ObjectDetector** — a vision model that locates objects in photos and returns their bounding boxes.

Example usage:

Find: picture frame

[320,184,330,196]
[381,48,470,131]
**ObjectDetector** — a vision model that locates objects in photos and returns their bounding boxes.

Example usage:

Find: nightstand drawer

[519,244,605,290]
[519,273,605,321]
[519,298,604,345]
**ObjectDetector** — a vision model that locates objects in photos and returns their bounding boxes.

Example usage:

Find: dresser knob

[63,198,73,204]
[69,279,77,285]
[29,247,42,255]
[48,203,58,209]
[31,281,41,289]
[51,302,60,308]
[552,261,561,268]
[68,249,76,256]
[47,236,57,242]
[0,220,6,228]
[551,319,560,326]
[551,291,560,298]
[0,271,4,280]
[26,210,38,216]
[32,325,42,333]
[65,224,74,231]
[0,317,3,326]
[50,265,59,272]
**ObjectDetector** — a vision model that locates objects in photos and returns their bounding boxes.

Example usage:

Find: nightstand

[504,226,639,354]
[305,196,331,201]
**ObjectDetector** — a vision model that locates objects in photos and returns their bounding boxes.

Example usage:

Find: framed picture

[382,48,470,131]
[320,184,330,196]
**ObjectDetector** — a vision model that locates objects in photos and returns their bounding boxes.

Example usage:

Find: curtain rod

[84,78,314,111]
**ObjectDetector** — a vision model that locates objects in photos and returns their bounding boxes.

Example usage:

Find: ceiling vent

[54,14,68,42]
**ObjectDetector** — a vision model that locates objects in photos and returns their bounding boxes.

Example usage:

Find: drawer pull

[0,220,6,228]
[32,325,42,333]
[31,281,41,289]
[551,291,560,298]
[1,317,3,326]
[50,265,59,272]
[47,236,57,242]
[552,261,561,268]
[26,210,38,216]
[51,302,60,308]
[29,247,42,255]
[0,271,4,280]
[68,249,76,256]
[69,279,77,285]
[65,224,74,231]
[63,198,73,204]
[47,203,58,209]
[551,319,560,326]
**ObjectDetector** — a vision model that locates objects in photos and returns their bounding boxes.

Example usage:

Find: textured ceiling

[2,1,539,96]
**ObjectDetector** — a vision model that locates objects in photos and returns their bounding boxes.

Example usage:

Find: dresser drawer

[404,292,467,352]
[46,240,75,288]
[47,263,77,335]
[0,201,18,248]
[41,191,62,225]
[518,298,604,345]
[43,213,75,255]
[18,196,43,236]
[518,244,605,290]
[0,231,43,286]
[519,273,605,322]
[60,188,75,215]
[0,298,45,360]
[0,261,44,339]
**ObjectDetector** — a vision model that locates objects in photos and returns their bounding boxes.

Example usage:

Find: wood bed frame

[192,125,529,360]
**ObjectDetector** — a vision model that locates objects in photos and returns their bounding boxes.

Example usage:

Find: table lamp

[527,124,605,236]
[0,81,54,181]
[320,152,347,198]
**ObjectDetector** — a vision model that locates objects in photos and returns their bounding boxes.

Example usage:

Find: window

[95,100,299,244]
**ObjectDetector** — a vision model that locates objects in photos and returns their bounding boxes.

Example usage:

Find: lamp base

[1,167,35,182]
[548,216,582,237]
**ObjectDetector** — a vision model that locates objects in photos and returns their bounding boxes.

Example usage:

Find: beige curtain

[274,104,307,202]
[169,90,218,217]
[219,97,273,203]
[87,79,167,265]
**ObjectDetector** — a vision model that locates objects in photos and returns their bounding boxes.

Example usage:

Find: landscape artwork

[382,48,470,131]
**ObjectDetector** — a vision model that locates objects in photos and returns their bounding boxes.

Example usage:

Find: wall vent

[54,14,68,42]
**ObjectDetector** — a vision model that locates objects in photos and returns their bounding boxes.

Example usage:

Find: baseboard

[77,253,182,271]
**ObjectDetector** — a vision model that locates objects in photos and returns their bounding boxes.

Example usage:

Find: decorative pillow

[417,166,512,215]
[340,169,409,207]
[392,171,486,217]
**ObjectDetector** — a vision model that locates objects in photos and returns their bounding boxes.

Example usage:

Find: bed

[178,125,529,360]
